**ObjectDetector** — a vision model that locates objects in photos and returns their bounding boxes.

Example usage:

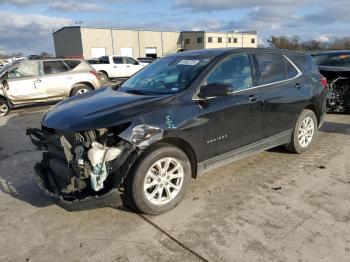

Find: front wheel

[286,109,318,154]
[125,144,191,215]
[0,98,10,117]
[98,72,109,85]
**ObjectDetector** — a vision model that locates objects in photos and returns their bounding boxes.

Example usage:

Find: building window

[251,38,256,44]
[208,37,213,43]
[233,38,238,43]
[197,37,203,44]
[228,38,232,43]
[185,39,190,45]
[218,37,223,43]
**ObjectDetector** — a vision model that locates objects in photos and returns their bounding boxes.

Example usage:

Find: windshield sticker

[178,60,200,66]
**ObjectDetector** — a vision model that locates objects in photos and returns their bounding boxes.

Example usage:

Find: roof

[53,26,258,36]
[170,48,305,58]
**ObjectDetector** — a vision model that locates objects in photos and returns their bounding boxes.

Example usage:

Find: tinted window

[290,54,318,74]
[124,57,138,65]
[43,61,68,75]
[64,60,81,70]
[7,61,40,79]
[99,56,110,64]
[313,53,350,67]
[113,57,123,64]
[206,53,253,91]
[283,56,298,78]
[254,53,286,85]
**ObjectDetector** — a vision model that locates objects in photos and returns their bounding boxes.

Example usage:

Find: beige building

[53,27,257,59]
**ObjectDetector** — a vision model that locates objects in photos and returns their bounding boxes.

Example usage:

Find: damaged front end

[26,125,142,203]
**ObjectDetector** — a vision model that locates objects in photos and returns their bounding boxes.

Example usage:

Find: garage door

[120,48,133,57]
[145,47,157,58]
[91,48,106,58]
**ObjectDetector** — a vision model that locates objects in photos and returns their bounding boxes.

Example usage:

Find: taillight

[320,75,327,89]
[90,71,100,80]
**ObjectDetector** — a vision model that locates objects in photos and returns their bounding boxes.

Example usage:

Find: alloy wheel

[143,157,184,205]
[298,116,315,148]
[76,88,90,95]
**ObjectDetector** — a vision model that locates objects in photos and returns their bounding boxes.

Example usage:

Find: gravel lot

[0,106,349,262]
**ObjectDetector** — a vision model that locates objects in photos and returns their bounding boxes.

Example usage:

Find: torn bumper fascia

[26,124,164,204]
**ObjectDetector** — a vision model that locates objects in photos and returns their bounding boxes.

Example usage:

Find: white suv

[0,58,101,116]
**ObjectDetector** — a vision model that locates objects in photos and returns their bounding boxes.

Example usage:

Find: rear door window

[254,53,287,85]
[64,60,81,70]
[43,61,68,75]
[124,57,138,65]
[113,57,124,64]
[206,53,253,92]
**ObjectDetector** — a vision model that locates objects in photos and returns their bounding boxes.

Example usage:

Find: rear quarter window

[64,60,81,70]
[289,54,319,75]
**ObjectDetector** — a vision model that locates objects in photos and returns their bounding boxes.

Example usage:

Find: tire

[0,98,10,117]
[286,109,318,154]
[98,72,109,85]
[125,144,191,215]
[71,84,92,96]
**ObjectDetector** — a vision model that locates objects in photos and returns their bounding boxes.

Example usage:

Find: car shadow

[319,121,350,135]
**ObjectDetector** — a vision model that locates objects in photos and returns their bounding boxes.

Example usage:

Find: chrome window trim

[193,54,303,101]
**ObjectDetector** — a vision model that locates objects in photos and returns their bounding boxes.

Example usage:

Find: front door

[4,61,47,104]
[196,53,264,161]
[123,57,144,77]
[111,57,127,78]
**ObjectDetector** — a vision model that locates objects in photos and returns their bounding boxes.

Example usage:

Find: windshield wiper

[122,89,149,95]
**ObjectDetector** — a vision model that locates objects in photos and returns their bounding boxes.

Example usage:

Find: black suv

[27,48,327,215]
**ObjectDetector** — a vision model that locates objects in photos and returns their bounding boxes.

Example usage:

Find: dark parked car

[27,48,327,215]
[311,50,350,112]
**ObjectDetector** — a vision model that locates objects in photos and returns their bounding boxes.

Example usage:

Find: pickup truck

[88,56,146,84]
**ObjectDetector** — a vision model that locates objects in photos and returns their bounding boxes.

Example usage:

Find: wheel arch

[69,82,95,96]
[98,70,109,77]
[304,103,320,126]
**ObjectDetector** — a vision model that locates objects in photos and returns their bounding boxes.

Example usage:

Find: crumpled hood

[42,88,173,131]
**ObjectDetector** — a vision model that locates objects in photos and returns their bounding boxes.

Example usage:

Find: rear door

[253,52,307,138]
[4,61,47,103]
[123,57,144,77]
[37,60,71,99]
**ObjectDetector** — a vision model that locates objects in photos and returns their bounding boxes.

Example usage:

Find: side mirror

[134,61,140,65]
[197,83,233,99]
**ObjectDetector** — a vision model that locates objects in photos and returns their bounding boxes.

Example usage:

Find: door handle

[66,76,73,80]
[247,94,258,102]
[295,83,302,89]
[126,65,130,68]
[113,66,118,68]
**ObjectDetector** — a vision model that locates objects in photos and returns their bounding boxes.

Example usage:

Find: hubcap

[298,117,315,148]
[0,102,9,117]
[76,88,90,95]
[144,157,184,205]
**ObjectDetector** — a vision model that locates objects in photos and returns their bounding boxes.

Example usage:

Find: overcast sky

[0,0,350,55]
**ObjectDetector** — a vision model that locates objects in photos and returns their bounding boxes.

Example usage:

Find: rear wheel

[71,84,92,96]
[125,144,191,215]
[286,109,317,154]
[0,98,9,117]
[98,72,109,85]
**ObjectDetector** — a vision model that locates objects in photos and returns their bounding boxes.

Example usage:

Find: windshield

[120,55,213,95]
[312,53,350,67]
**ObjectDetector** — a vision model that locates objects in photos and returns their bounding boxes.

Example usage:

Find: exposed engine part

[27,127,139,202]
[87,142,122,191]
[319,68,350,113]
